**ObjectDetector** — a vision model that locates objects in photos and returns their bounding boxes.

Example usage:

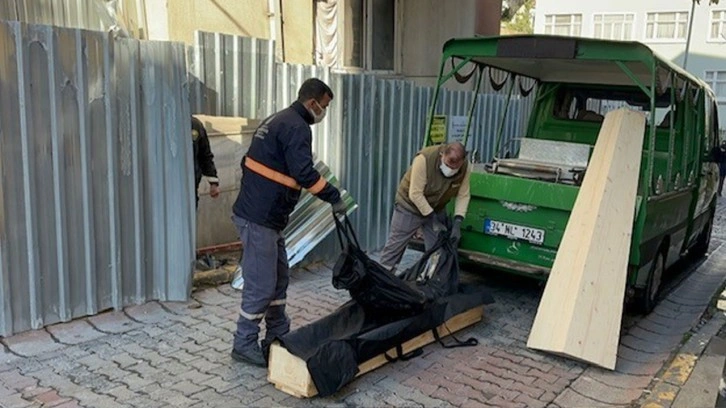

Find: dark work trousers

[378,205,447,271]
[231,214,290,352]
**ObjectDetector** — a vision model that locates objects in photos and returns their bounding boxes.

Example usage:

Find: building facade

[534,0,726,128]
[144,0,502,86]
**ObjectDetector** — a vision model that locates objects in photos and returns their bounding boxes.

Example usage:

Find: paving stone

[553,389,616,408]
[614,357,667,377]
[0,392,35,407]
[569,375,644,405]
[628,326,688,346]
[108,352,141,369]
[620,334,678,354]
[0,369,39,391]
[87,311,143,334]
[32,389,70,406]
[125,302,171,324]
[52,401,83,408]
[616,344,672,364]
[192,288,230,306]
[4,330,63,357]
[104,385,141,402]
[0,345,20,367]
[46,320,105,346]
[583,367,654,389]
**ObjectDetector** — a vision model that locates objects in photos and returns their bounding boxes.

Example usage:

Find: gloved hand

[429,214,446,233]
[451,216,463,245]
[332,199,347,216]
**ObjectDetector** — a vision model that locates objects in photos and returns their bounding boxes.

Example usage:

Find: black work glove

[332,199,347,216]
[451,215,463,245]
[427,213,446,233]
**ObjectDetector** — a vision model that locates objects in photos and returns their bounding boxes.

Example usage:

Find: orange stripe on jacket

[245,157,328,195]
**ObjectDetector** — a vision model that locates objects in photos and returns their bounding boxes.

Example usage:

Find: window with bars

[710,10,726,40]
[544,14,582,36]
[705,71,726,102]
[645,12,689,40]
[593,13,634,41]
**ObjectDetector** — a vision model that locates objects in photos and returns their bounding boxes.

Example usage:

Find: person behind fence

[378,142,471,274]
[191,116,220,208]
[230,78,348,367]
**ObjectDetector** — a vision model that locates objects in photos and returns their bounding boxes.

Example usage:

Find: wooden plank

[268,306,485,398]
[526,109,645,369]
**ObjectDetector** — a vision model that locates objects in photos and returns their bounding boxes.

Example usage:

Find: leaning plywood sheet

[268,306,484,398]
[527,108,645,369]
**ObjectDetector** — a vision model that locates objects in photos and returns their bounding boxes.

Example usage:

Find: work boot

[230,345,267,367]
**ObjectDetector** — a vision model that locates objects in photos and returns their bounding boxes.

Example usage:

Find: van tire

[691,211,714,259]
[634,249,666,314]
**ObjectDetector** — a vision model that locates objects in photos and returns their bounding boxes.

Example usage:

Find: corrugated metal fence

[0,21,194,336]
[190,31,534,254]
[0,0,146,38]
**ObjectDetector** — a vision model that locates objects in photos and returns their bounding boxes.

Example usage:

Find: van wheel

[634,250,665,314]
[691,211,714,258]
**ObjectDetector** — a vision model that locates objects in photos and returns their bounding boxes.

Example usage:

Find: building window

[705,71,726,102]
[544,14,582,36]
[645,12,689,41]
[593,13,634,40]
[710,10,726,40]
[341,0,396,71]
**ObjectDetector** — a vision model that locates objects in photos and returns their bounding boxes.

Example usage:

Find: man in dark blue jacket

[230,78,347,366]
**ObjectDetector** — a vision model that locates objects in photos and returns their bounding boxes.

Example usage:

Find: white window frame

[591,12,636,41]
[543,14,583,37]
[644,10,690,43]
[708,9,726,42]
[336,0,401,74]
[704,70,726,103]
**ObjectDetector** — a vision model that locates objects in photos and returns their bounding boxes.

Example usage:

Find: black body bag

[332,215,461,315]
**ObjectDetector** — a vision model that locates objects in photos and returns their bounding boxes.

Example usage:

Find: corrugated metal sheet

[0,0,146,38]
[285,163,358,267]
[190,30,534,259]
[190,31,276,119]
[0,21,193,336]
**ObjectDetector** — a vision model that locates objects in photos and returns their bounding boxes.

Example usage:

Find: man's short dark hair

[297,78,333,102]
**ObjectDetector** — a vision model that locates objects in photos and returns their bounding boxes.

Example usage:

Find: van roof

[442,35,712,93]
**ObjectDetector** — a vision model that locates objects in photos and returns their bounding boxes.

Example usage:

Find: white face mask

[440,162,460,178]
[309,100,327,124]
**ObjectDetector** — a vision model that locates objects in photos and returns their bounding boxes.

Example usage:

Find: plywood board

[268,306,485,398]
[526,109,645,369]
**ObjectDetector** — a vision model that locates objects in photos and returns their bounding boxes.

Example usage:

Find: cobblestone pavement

[0,201,724,408]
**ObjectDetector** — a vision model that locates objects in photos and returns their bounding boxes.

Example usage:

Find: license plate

[484,219,545,245]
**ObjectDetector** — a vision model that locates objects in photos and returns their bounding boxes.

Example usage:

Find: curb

[639,305,726,407]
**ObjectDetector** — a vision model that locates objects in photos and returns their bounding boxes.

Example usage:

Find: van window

[552,86,659,123]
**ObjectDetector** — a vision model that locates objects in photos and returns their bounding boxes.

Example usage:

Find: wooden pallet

[267,306,485,398]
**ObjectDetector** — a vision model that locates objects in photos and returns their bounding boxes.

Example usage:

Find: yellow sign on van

[430,115,447,144]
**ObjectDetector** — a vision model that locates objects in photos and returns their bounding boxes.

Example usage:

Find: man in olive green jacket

[379,142,471,272]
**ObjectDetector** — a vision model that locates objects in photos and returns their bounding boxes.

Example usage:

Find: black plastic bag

[332,215,460,315]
